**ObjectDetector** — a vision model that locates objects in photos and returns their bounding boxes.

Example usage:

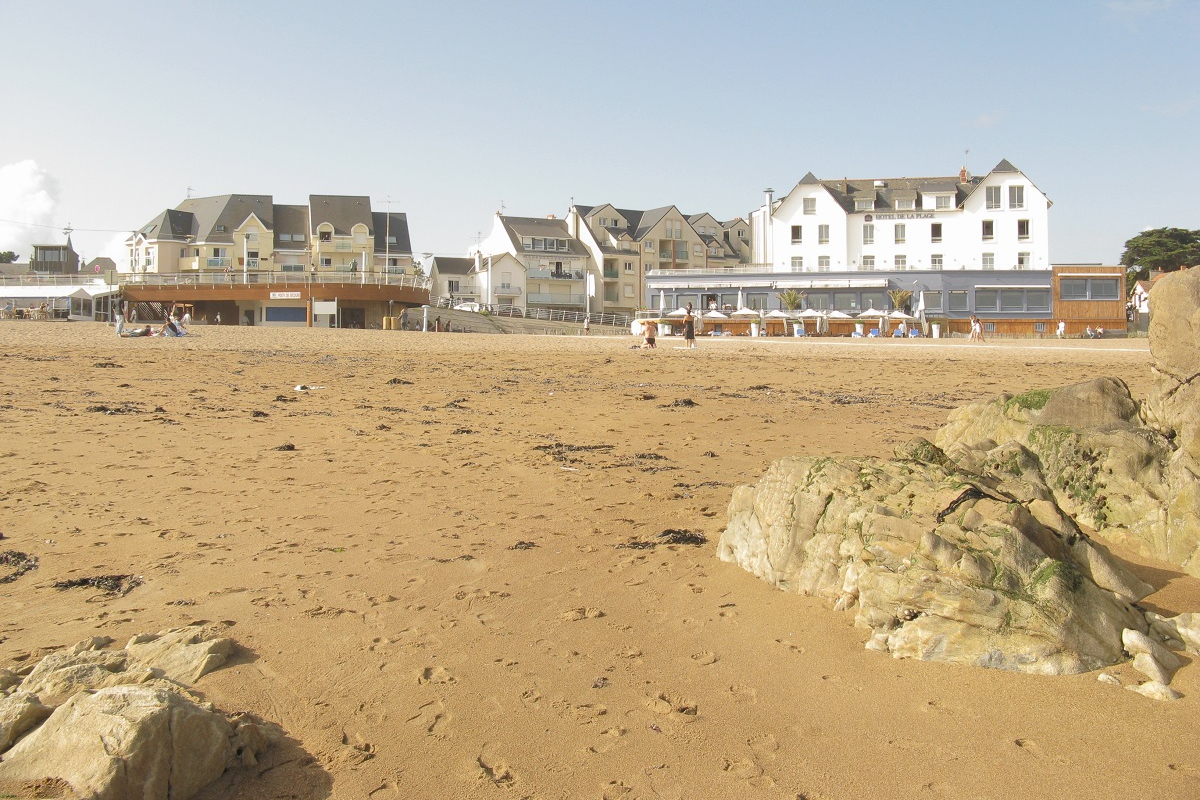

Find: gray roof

[372,212,412,254]
[500,216,590,256]
[272,204,310,244]
[431,256,475,276]
[309,195,373,236]
[176,195,274,243]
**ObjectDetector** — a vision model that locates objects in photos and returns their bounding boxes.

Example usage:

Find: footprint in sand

[722,757,763,780]
[774,638,805,654]
[476,751,517,788]
[748,732,779,761]
[417,666,453,686]
[690,650,719,666]
[645,692,698,717]
[405,699,451,737]
[601,781,633,799]
[727,684,758,704]
[520,688,542,706]
[560,607,605,621]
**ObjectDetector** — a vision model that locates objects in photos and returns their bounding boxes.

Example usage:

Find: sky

[1,0,1197,267]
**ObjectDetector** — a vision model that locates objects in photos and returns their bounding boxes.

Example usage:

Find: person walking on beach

[968,314,985,343]
[683,303,697,348]
[583,316,591,336]
[400,308,410,331]
[1056,320,1066,339]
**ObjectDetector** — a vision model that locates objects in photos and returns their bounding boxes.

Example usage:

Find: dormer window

[895,198,915,211]
[215,224,226,232]
[935,195,951,210]
[319,230,331,242]
[855,198,874,212]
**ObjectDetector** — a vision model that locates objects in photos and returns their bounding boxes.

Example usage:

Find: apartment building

[128,194,413,277]
[30,235,80,274]
[469,214,590,311]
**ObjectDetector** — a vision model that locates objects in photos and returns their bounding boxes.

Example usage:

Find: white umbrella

[736,288,744,308]
[731,307,758,317]
[798,308,825,318]
[667,307,689,317]
[659,289,665,312]
[857,307,885,317]
[889,310,916,320]
[704,310,728,319]
[827,310,852,319]
[766,309,793,318]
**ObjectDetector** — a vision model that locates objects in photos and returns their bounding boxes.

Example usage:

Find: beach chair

[851,331,864,338]
[908,328,922,338]
[867,328,881,338]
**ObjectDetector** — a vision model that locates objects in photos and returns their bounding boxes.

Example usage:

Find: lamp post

[242,233,250,283]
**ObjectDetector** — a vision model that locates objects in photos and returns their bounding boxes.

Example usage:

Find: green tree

[776,288,805,312]
[0,251,17,263]
[1119,227,1200,279]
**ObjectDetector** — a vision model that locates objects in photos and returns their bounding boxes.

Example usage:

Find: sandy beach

[1,322,1195,800]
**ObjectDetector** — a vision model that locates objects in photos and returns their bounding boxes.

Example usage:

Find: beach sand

[1,322,1196,799]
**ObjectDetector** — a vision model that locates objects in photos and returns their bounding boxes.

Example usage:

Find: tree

[0,251,17,263]
[1119,227,1200,279]
[888,289,913,313]
[776,288,805,312]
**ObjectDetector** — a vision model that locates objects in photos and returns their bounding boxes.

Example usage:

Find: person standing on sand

[969,314,985,343]
[400,308,409,331]
[583,316,590,335]
[214,312,221,325]
[1056,320,1066,339]
[683,303,697,348]
[642,319,658,349]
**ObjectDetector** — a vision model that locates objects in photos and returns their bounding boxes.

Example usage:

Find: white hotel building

[645,159,1124,335]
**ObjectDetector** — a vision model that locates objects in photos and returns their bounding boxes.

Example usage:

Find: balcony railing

[527,292,585,306]
[117,270,431,290]
[207,257,232,268]
[602,269,618,279]
[527,268,584,280]
[334,241,353,251]
[246,258,260,268]
[496,284,522,295]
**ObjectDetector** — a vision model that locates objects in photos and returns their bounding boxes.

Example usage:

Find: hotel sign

[269,291,302,299]
[866,213,935,221]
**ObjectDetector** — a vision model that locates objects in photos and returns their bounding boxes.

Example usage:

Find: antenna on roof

[500,200,506,214]
[963,148,970,170]
[186,186,195,199]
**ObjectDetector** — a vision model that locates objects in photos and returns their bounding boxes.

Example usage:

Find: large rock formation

[720,268,1200,678]
[0,625,272,800]
[719,439,1149,674]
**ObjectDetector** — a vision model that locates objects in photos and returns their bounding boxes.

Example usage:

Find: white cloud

[0,160,60,260]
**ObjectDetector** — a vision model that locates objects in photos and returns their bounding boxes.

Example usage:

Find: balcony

[527,268,583,280]
[602,268,618,279]
[527,292,585,306]
[207,257,231,268]
[496,284,522,295]
[246,258,260,269]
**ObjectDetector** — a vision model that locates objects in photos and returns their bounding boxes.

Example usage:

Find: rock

[1097,672,1121,686]
[1132,652,1173,685]
[0,692,52,753]
[1126,681,1182,702]
[18,645,152,706]
[0,668,20,692]
[125,625,235,684]
[1174,612,1200,654]
[718,446,1146,674]
[0,684,234,800]
[1122,628,1183,671]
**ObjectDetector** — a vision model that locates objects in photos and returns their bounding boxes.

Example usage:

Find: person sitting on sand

[642,319,658,349]
[122,325,154,338]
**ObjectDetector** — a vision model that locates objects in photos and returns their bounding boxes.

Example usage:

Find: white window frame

[803,197,816,215]
[791,225,802,244]
[935,195,951,210]
[818,256,830,272]
[791,256,803,270]
[894,223,905,244]
[1009,185,1025,209]
[986,186,1001,210]
[982,252,995,270]
[818,224,829,244]
[862,224,874,245]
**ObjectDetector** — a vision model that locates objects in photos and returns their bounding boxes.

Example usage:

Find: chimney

[763,187,774,208]
[546,214,556,219]
[959,166,970,183]
[474,251,482,271]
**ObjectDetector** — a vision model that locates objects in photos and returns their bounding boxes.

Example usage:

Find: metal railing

[527,292,585,305]
[118,270,431,290]
[527,269,584,280]
[428,296,634,329]
[207,257,232,268]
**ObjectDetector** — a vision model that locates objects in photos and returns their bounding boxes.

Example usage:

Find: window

[693,244,702,255]
[982,253,995,270]
[862,224,874,245]
[948,291,969,312]
[931,254,943,270]
[791,225,802,244]
[982,220,994,240]
[737,229,745,238]
[803,197,816,214]
[855,198,874,211]
[1000,290,1025,311]
[791,257,803,270]
[861,256,875,270]
[645,240,654,251]
[599,217,607,226]
[1009,185,1025,209]
[624,261,634,273]
[179,248,186,257]
[532,237,544,250]
[818,224,829,244]
[894,255,906,270]
[896,198,915,211]
[1060,278,1088,300]
[212,247,226,258]
[1027,289,1050,310]
[319,230,331,242]
[975,289,999,311]
[1017,252,1030,269]
[935,195,951,210]
[387,235,397,244]
[320,257,332,267]
[1017,219,1030,239]
[922,291,943,311]
[522,237,533,248]
[448,280,460,293]
[984,322,996,333]
[1034,322,1046,333]
[624,284,634,298]
[1090,278,1120,300]
[216,224,227,232]
[986,186,1001,210]
[818,256,830,271]
[931,223,942,243]
[281,264,305,272]
[894,223,905,244]
[278,233,290,242]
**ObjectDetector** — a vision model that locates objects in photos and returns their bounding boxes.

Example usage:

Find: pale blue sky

[1,0,1196,264]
